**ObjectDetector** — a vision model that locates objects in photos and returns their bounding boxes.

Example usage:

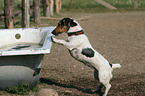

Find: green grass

[62,0,145,12]
[0,85,40,95]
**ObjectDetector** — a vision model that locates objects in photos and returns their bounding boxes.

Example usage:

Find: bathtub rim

[0,26,55,56]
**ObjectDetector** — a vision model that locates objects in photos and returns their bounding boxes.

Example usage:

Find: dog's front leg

[51,36,81,49]
[51,37,66,45]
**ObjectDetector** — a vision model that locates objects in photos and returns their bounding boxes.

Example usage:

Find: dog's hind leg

[103,83,111,96]
[99,71,112,96]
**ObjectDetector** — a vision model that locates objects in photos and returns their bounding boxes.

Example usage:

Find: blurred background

[0,0,145,29]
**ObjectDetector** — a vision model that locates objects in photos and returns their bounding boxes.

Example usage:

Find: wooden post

[9,0,14,28]
[67,0,72,11]
[43,0,50,17]
[4,0,14,29]
[55,0,59,13]
[50,0,54,16]
[129,0,132,5]
[94,0,117,10]
[22,0,30,28]
[33,0,40,24]
[134,0,138,8]
[4,0,10,29]
[59,0,61,10]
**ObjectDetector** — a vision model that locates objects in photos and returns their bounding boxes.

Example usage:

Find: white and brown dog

[51,18,121,96]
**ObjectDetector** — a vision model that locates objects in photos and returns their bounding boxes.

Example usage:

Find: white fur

[52,20,121,96]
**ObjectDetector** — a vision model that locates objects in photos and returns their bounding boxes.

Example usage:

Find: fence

[1,0,61,29]
[1,0,144,29]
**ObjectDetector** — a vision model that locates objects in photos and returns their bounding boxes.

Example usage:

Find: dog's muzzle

[52,27,63,36]
[52,30,58,36]
[52,31,62,36]
[52,30,56,35]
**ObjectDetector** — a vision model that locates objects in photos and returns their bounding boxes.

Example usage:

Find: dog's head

[52,18,77,36]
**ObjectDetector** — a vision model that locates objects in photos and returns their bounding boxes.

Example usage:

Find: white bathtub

[0,27,55,89]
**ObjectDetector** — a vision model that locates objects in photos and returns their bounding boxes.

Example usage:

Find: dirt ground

[40,12,145,96]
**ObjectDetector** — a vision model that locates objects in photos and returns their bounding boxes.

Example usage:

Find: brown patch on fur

[52,23,68,36]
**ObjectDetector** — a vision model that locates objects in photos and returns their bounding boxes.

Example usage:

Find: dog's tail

[111,63,121,69]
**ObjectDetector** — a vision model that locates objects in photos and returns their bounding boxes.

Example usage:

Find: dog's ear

[70,21,77,27]
[61,18,77,27]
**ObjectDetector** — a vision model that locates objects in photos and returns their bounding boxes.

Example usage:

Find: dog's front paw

[51,36,57,43]
[51,36,64,45]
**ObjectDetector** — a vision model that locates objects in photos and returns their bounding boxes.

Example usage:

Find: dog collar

[67,30,84,36]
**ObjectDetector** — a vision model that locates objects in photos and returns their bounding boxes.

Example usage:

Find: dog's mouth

[52,31,62,36]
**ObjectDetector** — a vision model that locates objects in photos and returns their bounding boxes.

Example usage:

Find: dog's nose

[52,30,58,36]
[52,30,55,35]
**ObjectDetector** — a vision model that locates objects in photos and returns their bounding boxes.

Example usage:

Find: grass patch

[4,85,31,95]
[0,85,40,95]
[62,0,145,12]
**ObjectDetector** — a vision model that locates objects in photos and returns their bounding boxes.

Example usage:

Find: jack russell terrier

[51,18,121,96]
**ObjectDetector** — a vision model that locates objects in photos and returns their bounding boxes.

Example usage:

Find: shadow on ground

[40,78,99,95]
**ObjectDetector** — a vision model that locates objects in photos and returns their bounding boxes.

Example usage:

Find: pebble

[36,88,58,96]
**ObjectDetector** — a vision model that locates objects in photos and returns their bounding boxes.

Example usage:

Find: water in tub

[0,43,42,51]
